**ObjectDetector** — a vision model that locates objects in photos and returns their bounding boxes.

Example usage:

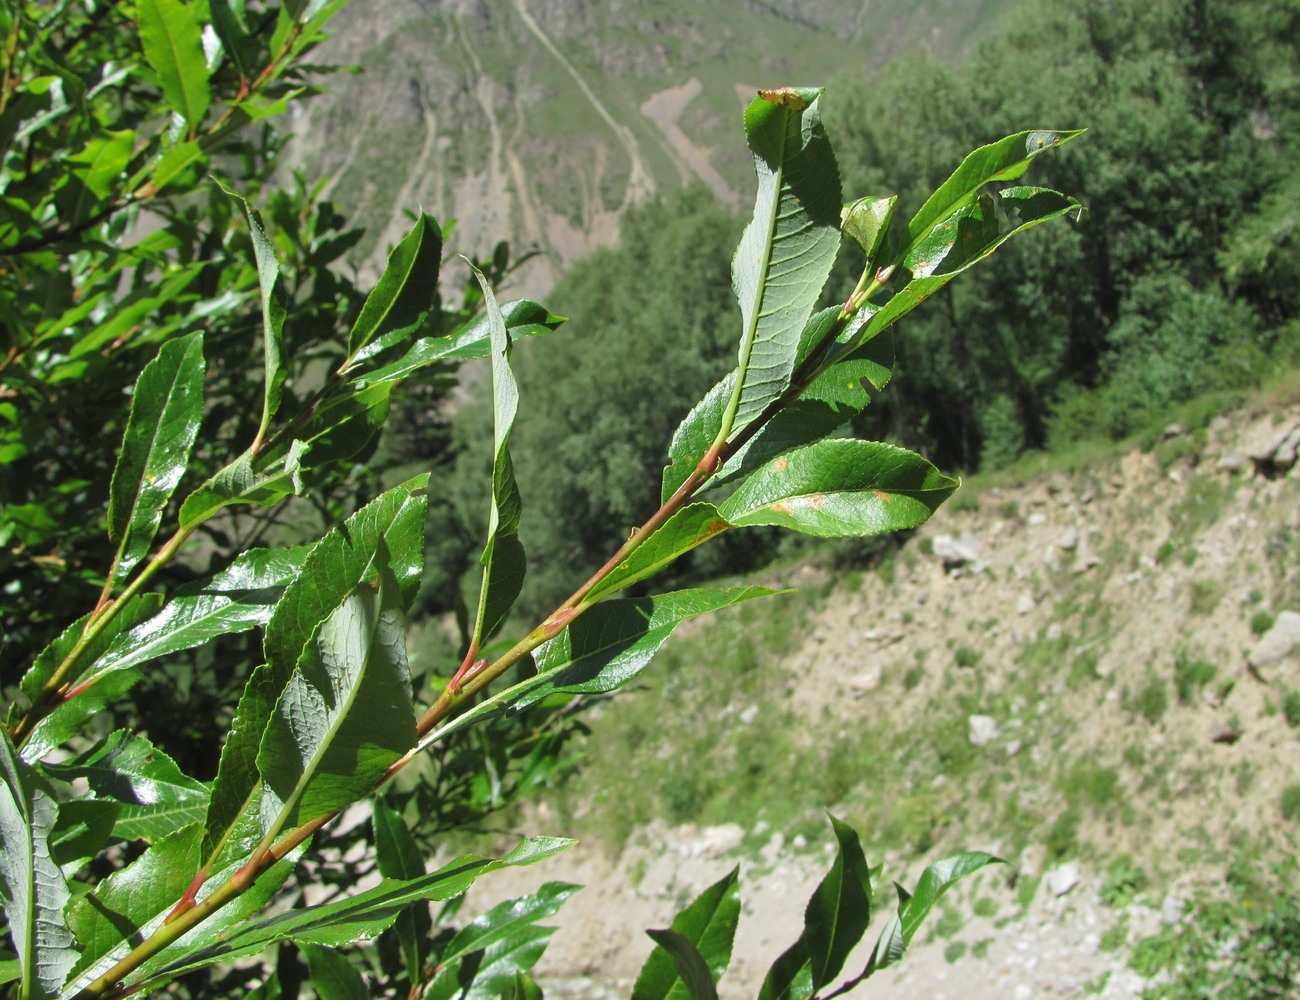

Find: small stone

[968,714,999,746]
[1161,894,1184,924]
[1017,594,1036,615]
[739,705,759,725]
[1028,512,1048,527]
[932,532,982,567]
[1046,861,1081,897]
[791,834,808,850]
[1210,721,1243,744]
[1247,611,1300,679]
[1046,623,1063,642]
[1164,422,1187,437]
[1218,451,1250,474]
[848,665,882,695]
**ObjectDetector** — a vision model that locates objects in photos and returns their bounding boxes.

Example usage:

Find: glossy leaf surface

[137,0,211,128]
[719,440,958,537]
[634,867,739,1000]
[256,547,415,839]
[107,331,205,585]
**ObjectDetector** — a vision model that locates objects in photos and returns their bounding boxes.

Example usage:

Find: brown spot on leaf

[874,490,890,502]
[774,456,789,473]
[758,88,809,110]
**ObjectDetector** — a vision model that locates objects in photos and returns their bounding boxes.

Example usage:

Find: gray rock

[1017,594,1036,615]
[1161,894,1184,924]
[1218,451,1250,474]
[1046,861,1081,897]
[1164,422,1187,437]
[931,532,981,567]
[1058,526,1080,550]
[1247,611,1300,679]
[739,705,759,725]
[968,714,999,746]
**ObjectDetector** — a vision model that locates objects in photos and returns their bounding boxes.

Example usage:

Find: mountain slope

[282,0,1011,296]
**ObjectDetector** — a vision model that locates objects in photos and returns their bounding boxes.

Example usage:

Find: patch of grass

[943,940,968,964]
[1062,762,1122,808]
[903,664,925,691]
[1155,539,1177,565]
[971,938,993,959]
[1251,610,1276,636]
[954,646,981,669]
[1174,657,1217,703]
[1046,806,1081,861]
[1099,917,1129,953]
[1100,857,1148,907]
[1283,690,1300,728]
[1189,580,1224,615]
[1133,676,1169,724]
[1084,972,1112,995]
[973,896,998,918]
[1015,874,1041,910]
[1282,785,1300,821]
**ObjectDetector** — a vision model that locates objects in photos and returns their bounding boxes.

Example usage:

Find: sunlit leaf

[719,440,958,537]
[256,544,415,840]
[634,867,739,1000]
[108,331,205,585]
[137,0,211,128]
[347,213,441,364]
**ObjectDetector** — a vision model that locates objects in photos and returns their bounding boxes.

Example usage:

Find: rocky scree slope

[467,396,1300,999]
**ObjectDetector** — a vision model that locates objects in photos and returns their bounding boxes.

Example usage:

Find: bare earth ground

[463,397,1300,998]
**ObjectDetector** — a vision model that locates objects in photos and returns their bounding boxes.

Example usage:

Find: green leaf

[231,194,287,444]
[107,331,205,585]
[351,300,563,385]
[841,195,896,266]
[137,0,211,128]
[59,130,134,225]
[502,972,544,1000]
[65,824,202,985]
[373,799,429,987]
[719,440,958,538]
[127,838,573,989]
[0,731,79,999]
[905,130,1083,249]
[256,543,416,841]
[420,588,778,752]
[346,213,442,364]
[586,505,733,603]
[426,883,576,1000]
[803,817,873,989]
[857,852,1000,980]
[847,186,1083,355]
[89,546,309,681]
[708,335,894,497]
[517,587,780,710]
[661,373,733,504]
[724,88,841,440]
[40,731,209,844]
[21,596,166,763]
[209,0,252,80]
[468,265,525,648]
[302,945,367,1000]
[898,852,999,946]
[263,475,429,683]
[634,867,739,1000]
[177,439,306,531]
[68,850,303,998]
[198,663,279,878]
[639,932,717,1000]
